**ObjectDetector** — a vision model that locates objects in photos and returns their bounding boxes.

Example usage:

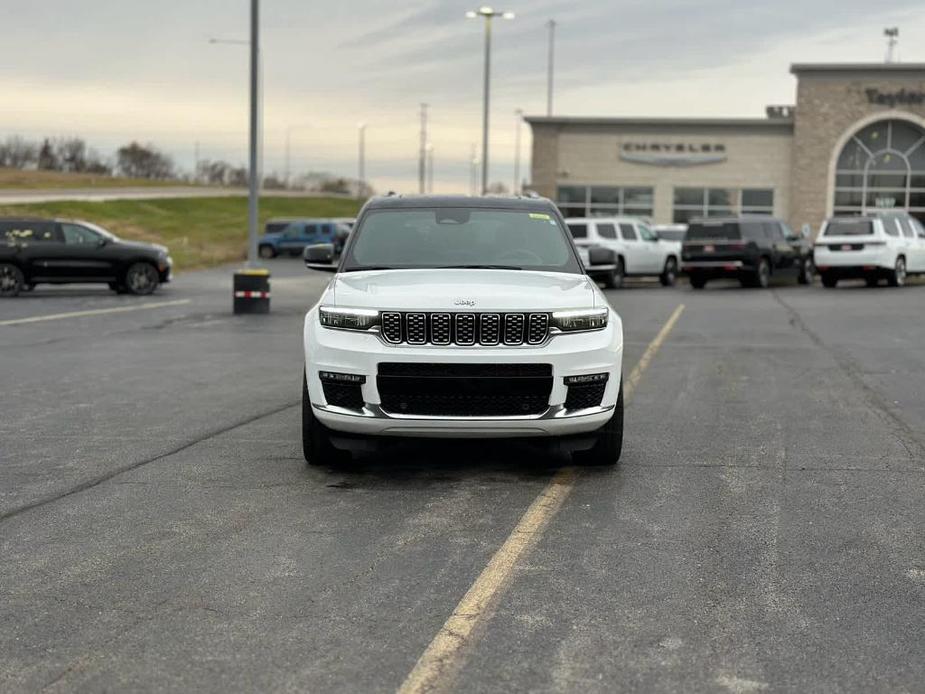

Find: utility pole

[513,109,523,194]
[357,123,366,199]
[546,19,556,116]
[885,27,899,63]
[419,103,428,194]
[246,0,260,267]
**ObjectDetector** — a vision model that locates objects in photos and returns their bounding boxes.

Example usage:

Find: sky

[1,0,924,193]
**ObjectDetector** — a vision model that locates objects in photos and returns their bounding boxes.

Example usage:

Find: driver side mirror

[97,238,108,247]
[304,243,337,272]
[588,247,617,266]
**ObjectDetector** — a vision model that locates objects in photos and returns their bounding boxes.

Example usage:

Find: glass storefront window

[834,119,925,216]
[557,185,653,218]
[672,187,772,222]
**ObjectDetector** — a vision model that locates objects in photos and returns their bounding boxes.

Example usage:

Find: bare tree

[116,141,174,179]
[0,136,38,168]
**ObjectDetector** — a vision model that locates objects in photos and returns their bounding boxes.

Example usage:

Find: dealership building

[527,63,925,232]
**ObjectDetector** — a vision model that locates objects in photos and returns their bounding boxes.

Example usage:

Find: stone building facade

[527,63,925,233]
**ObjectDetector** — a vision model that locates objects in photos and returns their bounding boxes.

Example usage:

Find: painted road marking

[398,303,686,694]
[0,299,192,327]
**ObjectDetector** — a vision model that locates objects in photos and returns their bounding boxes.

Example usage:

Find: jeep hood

[328,269,600,311]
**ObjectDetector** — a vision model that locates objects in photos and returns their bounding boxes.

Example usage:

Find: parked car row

[0,217,171,297]
[567,210,925,290]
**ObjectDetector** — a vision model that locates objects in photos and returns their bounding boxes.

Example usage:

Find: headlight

[319,306,380,331]
[550,307,608,333]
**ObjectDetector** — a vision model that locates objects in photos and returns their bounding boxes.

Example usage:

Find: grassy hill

[0,196,362,271]
[0,168,196,190]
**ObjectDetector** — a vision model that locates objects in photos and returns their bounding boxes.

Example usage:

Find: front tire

[689,273,707,289]
[888,256,906,287]
[797,257,814,285]
[602,258,625,289]
[660,257,678,287]
[0,263,24,297]
[124,262,159,295]
[302,370,350,467]
[573,382,623,466]
[259,245,277,259]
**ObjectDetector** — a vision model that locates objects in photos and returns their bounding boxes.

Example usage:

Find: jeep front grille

[380,312,550,346]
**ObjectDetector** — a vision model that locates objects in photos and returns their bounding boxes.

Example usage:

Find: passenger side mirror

[303,243,337,272]
[588,247,617,266]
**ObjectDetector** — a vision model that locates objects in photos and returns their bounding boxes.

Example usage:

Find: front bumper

[303,309,623,438]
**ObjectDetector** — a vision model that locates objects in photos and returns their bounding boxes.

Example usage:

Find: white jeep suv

[566,216,680,288]
[815,212,925,287]
[301,195,624,467]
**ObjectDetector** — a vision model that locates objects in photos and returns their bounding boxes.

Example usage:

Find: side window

[620,223,638,241]
[781,222,797,239]
[638,225,656,241]
[742,223,764,242]
[597,223,617,239]
[911,217,925,239]
[304,224,320,240]
[567,223,588,239]
[282,224,300,239]
[883,219,900,237]
[899,218,915,238]
[2,221,58,242]
[764,222,785,241]
[61,223,101,244]
[320,224,336,239]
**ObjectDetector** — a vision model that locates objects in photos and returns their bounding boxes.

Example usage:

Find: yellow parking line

[398,303,686,694]
[0,299,192,326]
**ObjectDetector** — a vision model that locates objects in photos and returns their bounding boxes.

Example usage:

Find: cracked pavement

[1,262,923,692]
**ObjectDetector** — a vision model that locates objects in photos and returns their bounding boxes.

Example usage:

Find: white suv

[301,195,625,467]
[566,216,680,288]
[815,212,925,287]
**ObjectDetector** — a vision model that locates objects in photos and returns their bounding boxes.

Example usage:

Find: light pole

[357,122,367,198]
[466,6,514,195]
[246,0,260,268]
[419,103,428,194]
[546,20,556,116]
[513,108,523,194]
[885,27,899,63]
[284,124,313,188]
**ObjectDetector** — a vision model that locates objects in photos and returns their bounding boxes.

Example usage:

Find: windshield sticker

[529,213,552,221]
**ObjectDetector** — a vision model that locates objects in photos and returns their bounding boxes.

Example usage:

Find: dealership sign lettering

[865,88,925,107]
[619,142,727,167]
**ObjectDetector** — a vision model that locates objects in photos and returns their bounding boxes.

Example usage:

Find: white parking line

[0,299,192,326]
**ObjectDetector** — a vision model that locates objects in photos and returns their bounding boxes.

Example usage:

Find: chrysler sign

[619,142,728,167]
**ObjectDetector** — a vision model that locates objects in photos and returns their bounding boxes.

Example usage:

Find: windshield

[824,219,874,236]
[342,208,582,273]
[685,222,741,241]
[656,229,686,241]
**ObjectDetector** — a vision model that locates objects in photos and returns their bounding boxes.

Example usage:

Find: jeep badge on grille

[454,298,476,307]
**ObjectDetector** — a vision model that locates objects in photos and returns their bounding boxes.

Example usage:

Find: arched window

[833,119,925,219]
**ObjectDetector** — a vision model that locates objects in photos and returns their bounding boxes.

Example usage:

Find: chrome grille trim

[381,312,402,344]
[377,312,550,346]
[480,314,501,346]
[406,313,426,344]
[527,313,549,345]
[503,313,525,345]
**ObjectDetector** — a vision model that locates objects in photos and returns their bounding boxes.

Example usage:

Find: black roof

[688,215,781,223]
[363,194,556,212]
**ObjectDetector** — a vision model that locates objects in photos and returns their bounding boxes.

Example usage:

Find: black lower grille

[564,382,606,410]
[323,382,364,409]
[378,362,552,416]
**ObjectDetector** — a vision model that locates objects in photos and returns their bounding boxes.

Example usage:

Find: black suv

[681,216,813,289]
[0,218,172,297]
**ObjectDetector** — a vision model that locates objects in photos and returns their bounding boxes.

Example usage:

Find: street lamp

[357,122,367,199]
[466,6,514,195]
[513,108,523,195]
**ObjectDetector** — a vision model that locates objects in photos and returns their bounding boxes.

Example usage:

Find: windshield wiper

[437,264,523,270]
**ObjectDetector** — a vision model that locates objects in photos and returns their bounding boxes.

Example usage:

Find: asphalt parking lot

[1,262,923,693]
